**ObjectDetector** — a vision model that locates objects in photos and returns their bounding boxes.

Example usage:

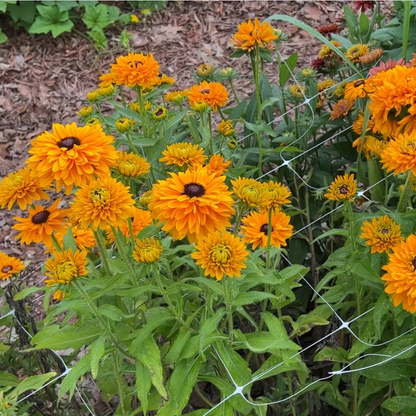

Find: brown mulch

[0,1,348,287]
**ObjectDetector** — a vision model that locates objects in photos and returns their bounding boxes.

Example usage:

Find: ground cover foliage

[2,1,416,415]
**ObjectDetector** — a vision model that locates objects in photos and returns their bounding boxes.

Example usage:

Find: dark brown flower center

[155,109,164,116]
[184,183,205,198]
[354,80,365,87]
[260,224,273,235]
[412,258,416,270]
[57,136,81,150]
[381,228,389,235]
[339,186,349,195]
[200,89,210,94]
[2,266,12,273]
[32,210,50,224]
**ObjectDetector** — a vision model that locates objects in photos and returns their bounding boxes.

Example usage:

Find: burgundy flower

[354,1,376,13]
[317,23,340,37]
[311,58,326,72]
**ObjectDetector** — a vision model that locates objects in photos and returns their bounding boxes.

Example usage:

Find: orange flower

[110,52,160,88]
[380,132,416,176]
[149,165,235,242]
[230,18,278,51]
[13,199,69,246]
[325,174,357,202]
[382,234,416,313]
[188,81,229,112]
[0,253,24,280]
[360,216,403,253]
[329,99,354,120]
[344,79,366,101]
[26,123,118,194]
[205,154,231,177]
[160,142,207,167]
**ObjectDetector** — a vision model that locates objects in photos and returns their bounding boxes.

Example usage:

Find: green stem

[233,205,245,236]
[111,352,127,416]
[223,278,234,345]
[95,104,110,134]
[137,86,149,137]
[111,225,135,275]
[208,112,213,154]
[93,229,112,276]
[51,233,63,252]
[266,209,273,270]
[403,1,411,60]
[346,201,356,253]
[125,132,139,155]
[287,372,297,416]
[253,46,263,175]
[194,384,214,408]
[398,171,412,213]
[73,280,135,360]
[229,79,240,104]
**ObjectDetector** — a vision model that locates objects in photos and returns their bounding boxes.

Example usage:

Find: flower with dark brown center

[2,266,12,273]
[57,137,81,150]
[31,210,50,224]
[339,186,348,195]
[412,258,416,270]
[184,183,205,198]
[260,224,274,235]
[381,228,389,235]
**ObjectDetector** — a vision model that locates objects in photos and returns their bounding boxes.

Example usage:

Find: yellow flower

[166,90,189,104]
[380,132,416,176]
[149,165,235,242]
[107,207,152,244]
[344,79,366,101]
[353,135,386,160]
[13,199,69,246]
[47,223,96,252]
[232,177,271,209]
[217,120,234,136]
[87,90,100,102]
[139,190,152,208]
[110,52,160,88]
[86,117,101,126]
[160,142,207,167]
[188,81,229,112]
[334,82,347,97]
[152,74,175,86]
[53,289,67,301]
[318,40,342,59]
[329,99,354,120]
[115,117,135,132]
[97,85,114,97]
[205,154,231,177]
[318,79,336,92]
[382,234,416,313]
[191,231,248,280]
[191,101,210,113]
[70,177,135,230]
[0,253,24,280]
[98,72,116,88]
[360,216,403,253]
[324,173,357,201]
[230,18,278,51]
[130,14,139,23]
[141,8,151,16]
[0,167,49,210]
[352,112,375,135]
[133,237,163,263]
[241,210,293,249]
[152,106,167,120]
[116,152,150,178]
[263,181,291,210]
[129,100,152,113]
[196,64,214,77]
[26,123,118,195]
[45,248,88,287]
[78,106,94,118]
[288,84,305,99]
[345,44,370,63]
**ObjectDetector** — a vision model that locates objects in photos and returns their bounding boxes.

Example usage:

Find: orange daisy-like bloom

[318,79,337,93]
[49,223,96,252]
[107,207,152,244]
[360,216,403,254]
[153,74,175,86]
[263,181,291,211]
[352,112,375,135]
[166,90,189,104]
[191,231,248,280]
[148,165,235,242]
[344,79,366,101]
[70,177,135,230]
[325,174,357,202]
[26,123,118,195]
[0,167,49,210]
[160,142,207,167]
[240,210,293,249]
[318,40,342,59]
[188,81,229,112]
[380,132,416,175]
[368,65,416,137]
[382,234,416,313]
[53,289,67,301]
[353,135,387,160]
[359,48,383,64]
[116,152,150,178]
[345,44,369,63]
[13,199,69,246]
[98,72,117,88]
[139,190,153,208]
[205,154,232,177]
[0,253,24,280]
[217,120,235,136]
[329,99,354,120]
[110,52,160,88]
[133,237,163,263]
[45,248,88,287]
[232,177,271,209]
[230,18,278,51]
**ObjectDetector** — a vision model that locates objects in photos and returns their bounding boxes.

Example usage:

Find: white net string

[1,35,412,416]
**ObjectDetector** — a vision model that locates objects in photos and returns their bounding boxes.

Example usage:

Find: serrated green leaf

[59,354,91,400]
[262,312,301,351]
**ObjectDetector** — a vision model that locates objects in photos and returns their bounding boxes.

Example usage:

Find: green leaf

[137,224,162,239]
[131,335,168,400]
[262,312,301,351]
[232,291,276,306]
[29,5,74,37]
[279,53,298,87]
[244,120,277,137]
[0,0,15,13]
[63,227,77,251]
[14,286,46,301]
[382,396,416,412]
[90,335,106,379]
[373,293,391,339]
[59,354,92,400]
[31,323,101,350]
[136,361,151,415]
[359,12,369,36]
[164,330,192,364]
[88,29,107,50]
[7,1,36,24]
[0,371,19,387]
[15,372,57,396]
[343,4,359,38]
[311,228,349,244]
[349,258,383,289]
[187,277,223,296]
[98,304,125,321]
[198,309,226,355]
[82,4,110,31]
[0,29,7,43]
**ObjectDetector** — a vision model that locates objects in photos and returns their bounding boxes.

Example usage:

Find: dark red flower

[354,1,376,13]
[311,58,326,72]
[317,23,340,37]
